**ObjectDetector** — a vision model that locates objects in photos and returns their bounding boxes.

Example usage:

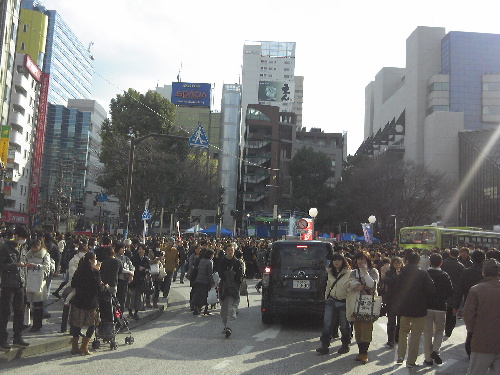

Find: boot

[338,338,350,354]
[355,343,363,361]
[145,298,153,308]
[52,281,67,298]
[70,337,80,355]
[29,308,43,332]
[60,304,70,333]
[0,334,11,351]
[359,342,369,364]
[79,337,92,355]
[12,334,29,348]
[152,299,158,308]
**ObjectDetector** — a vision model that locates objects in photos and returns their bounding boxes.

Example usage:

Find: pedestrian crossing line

[237,346,255,355]
[212,359,233,369]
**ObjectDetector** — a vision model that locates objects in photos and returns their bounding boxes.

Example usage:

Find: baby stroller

[92,287,134,350]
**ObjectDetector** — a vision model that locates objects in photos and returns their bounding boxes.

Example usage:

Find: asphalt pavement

[0,276,164,364]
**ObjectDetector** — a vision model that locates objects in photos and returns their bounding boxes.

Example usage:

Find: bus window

[400,229,437,245]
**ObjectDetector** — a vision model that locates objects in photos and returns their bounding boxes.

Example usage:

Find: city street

[0,279,471,375]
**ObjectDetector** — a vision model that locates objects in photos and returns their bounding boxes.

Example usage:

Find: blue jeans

[320,298,350,347]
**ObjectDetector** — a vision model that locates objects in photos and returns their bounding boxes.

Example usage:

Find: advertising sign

[258,81,294,102]
[24,54,42,83]
[0,126,9,166]
[0,210,29,224]
[361,223,372,244]
[28,73,50,214]
[300,218,313,241]
[171,82,211,107]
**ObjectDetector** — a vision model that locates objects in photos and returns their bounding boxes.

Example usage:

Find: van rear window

[272,243,330,270]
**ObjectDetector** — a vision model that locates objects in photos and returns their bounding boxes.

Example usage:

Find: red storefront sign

[28,72,50,214]
[24,54,42,83]
[0,211,29,225]
[300,218,313,241]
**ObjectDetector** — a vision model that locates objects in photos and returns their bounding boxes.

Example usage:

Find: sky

[43,0,500,155]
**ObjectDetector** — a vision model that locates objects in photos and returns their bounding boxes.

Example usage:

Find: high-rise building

[358,26,500,228]
[0,0,21,127]
[218,83,241,230]
[21,0,92,105]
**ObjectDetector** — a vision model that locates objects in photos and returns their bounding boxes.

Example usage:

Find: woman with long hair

[317,252,351,355]
[68,252,101,355]
[191,249,215,315]
[346,251,379,364]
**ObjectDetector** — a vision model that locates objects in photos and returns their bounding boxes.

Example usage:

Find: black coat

[427,268,454,311]
[71,266,101,310]
[382,267,399,308]
[129,254,150,289]
[393,264,436,317]
[0,240,25,289]
[441,258,465,304]
[453,263,484,309]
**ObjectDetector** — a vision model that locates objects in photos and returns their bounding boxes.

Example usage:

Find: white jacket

[68,251,86,283]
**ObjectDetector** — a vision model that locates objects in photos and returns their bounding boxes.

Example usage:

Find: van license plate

[293,280,310,289]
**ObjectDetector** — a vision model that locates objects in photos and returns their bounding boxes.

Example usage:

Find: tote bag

[26,269,44,293]
[352,289,382,322]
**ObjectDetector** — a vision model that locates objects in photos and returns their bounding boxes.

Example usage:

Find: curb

[0,305,164,364]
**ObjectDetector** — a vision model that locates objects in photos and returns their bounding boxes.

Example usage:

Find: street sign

[97,193,108,202]
[297,219,308,230]
[142,208,151,221]
[188,124,209,149]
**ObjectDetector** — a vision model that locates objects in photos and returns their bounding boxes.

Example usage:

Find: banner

[361,223,372,244]
[171,82,211,107]
[28,73,50,214]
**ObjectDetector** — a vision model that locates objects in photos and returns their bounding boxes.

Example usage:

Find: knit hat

[483,259,500,276]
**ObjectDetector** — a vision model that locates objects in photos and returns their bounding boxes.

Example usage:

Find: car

[260,240,333,324]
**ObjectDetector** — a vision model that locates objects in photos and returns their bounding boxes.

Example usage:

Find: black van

[261,240,333,324]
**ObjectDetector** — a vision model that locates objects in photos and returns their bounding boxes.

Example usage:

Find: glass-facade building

[21,0,92,105]
[41,103,90,203]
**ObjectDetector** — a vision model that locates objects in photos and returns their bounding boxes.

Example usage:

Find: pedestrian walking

[346,251,379,364]
[394,252,436,368]
[441,248,465,337]
[219,243,242,338]
[463,259,500,375]
[0,225,31,350]
[316,252,351,355]
[383,256,402,347]
[161,237,179,302]
[423,253,453,366]
[115,242,134,311]
[127,244,150,320]
[68,252,101,355]
[191,249,215,315]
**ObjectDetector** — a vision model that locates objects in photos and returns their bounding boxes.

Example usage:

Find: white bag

[207,287,218,305]
[23,305,31,326]
[158,264,167,279]
[26,269,44,293]
[352,293,382,322]
[150,263,160,275]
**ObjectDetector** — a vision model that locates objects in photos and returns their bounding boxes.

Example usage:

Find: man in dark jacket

[43,232,59,318]
[394,252,436,368]
[100,246,123,296]
[0,225,31,350]
[453,249,486,358]
[441,247,465,337]
[423,253,453,366]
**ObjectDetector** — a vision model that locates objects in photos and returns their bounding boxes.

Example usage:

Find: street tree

[332,154,453,242]
[97,89,217,233]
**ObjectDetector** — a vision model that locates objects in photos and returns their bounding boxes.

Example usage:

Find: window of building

[23,24,28,32]
[483,105,500,115]
[426,105,449,116]
[20,42,25,51]
[483,82,500,91]
[246,108,271,122]
[427,82,449,94]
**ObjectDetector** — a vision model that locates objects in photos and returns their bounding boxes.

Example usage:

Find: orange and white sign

[300,218,313,241]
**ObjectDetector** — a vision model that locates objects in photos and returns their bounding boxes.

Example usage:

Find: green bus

[398,226,500,250]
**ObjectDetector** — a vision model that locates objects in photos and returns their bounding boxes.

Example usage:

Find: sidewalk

[0,276,165,364]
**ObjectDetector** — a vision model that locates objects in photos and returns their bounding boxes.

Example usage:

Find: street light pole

[391,214,397,243]
[124,133,189,239]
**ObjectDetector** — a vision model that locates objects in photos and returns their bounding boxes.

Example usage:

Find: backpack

[186,257,200,282]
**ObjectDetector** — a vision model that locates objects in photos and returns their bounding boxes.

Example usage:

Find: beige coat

[162,246,179,272]
[324,267,350,300]
[25,248,51,302]
[463,277,500,354]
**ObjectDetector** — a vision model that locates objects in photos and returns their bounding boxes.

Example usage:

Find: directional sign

[297,219,309,230]
[142,208,151,221]
[188,124,209,149]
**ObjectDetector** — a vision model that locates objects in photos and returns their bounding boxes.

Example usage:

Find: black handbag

[140,280,154,295]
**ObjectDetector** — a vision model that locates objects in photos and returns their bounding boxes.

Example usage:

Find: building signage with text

[171,82,211,107]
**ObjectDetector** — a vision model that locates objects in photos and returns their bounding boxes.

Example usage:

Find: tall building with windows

[21,0,92,105]
[358,26,500,228]
[0,0,21,127]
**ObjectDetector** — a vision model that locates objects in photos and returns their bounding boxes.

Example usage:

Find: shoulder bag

[352,278,382,322]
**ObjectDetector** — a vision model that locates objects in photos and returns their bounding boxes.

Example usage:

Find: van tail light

[263,266,271,286]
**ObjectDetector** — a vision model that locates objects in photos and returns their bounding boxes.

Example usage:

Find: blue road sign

[142,209,151,221]
[97,193,108,202]
[188,124,209,149]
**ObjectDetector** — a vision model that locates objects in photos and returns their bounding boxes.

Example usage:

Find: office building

[21,0,92,105]
[358,26,500,228]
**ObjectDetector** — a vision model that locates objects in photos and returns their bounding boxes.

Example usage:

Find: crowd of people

[317,242,500,375]
[0,226,499,373]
